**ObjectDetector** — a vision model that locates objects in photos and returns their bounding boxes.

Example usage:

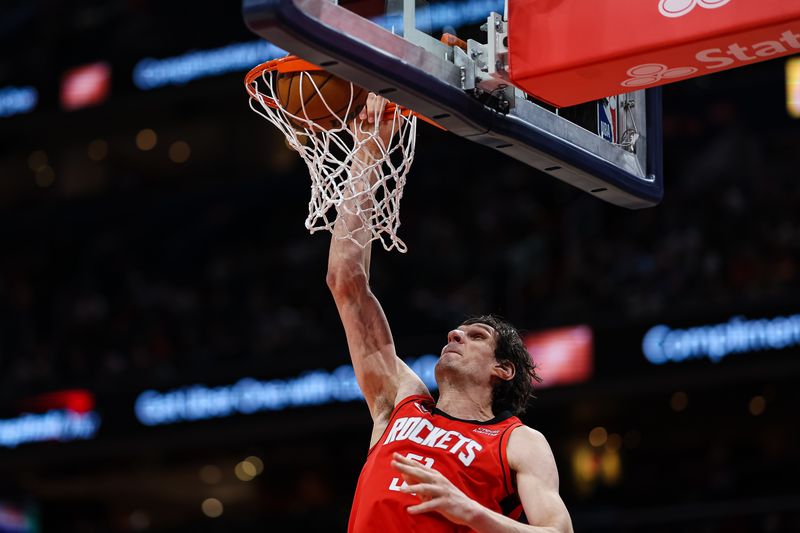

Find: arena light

[788,57,800,118]
[748,396,767,416]
[201,498,223,519]
[0,86,37,118]
[134,355,438,426]
[642,313,800,364]
[588,426,608,448]
[524,325,593,389]
[60,62,111,111]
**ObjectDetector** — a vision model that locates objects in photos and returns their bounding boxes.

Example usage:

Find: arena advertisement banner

[524,325,594,389]
[134,355,438,426]
[1,314,797,450]
[60,62,112,111]
[0,86,38,118]
[509,0,800,106]
[0,390,101,449]
[641,313,800,365]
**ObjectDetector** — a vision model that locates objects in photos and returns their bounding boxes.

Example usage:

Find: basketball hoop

[246,56,437,253]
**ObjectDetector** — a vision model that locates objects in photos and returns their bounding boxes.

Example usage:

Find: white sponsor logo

[622,63,698,87]
[659,0,731,18]
[621,30,800,89]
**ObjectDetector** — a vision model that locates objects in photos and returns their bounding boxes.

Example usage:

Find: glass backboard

[242,0,663,208]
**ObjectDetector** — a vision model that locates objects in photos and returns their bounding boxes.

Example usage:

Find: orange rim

[245,55,446,131]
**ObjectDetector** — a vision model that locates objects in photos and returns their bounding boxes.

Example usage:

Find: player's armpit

[507,427,574,533]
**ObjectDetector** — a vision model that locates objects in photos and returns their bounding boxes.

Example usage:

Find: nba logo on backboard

[598,96,618,143]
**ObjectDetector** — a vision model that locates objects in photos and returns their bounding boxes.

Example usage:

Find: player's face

[437,322,499,383]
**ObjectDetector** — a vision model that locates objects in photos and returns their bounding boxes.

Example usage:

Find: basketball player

[327,94,573,532]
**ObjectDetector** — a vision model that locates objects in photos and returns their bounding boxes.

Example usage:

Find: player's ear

[493,361,515,382]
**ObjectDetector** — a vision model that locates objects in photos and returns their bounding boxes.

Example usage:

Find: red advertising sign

[60,62,111,111]
[17,389,95,414]
[509,0,800,106]
[524,325,593,389]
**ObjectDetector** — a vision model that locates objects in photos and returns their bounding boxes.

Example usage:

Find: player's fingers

[392,453,435,471]
[392,452,414,464]
[367,94,389,124]
[391,458,435,480]
[391,458,422,475]
[392,452,431,466]
[374,95,387,121]
[359,93,375,121]
[406,498,441,515]
[366,93,378,123]
[395,466,435,486]
[399,482,439,498]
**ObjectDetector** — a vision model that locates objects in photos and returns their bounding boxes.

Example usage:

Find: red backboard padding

[508,0,800,107]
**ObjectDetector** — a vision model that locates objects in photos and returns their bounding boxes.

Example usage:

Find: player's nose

[447,329,464,343]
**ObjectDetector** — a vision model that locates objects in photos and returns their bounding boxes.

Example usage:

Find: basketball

[276,70,367,130]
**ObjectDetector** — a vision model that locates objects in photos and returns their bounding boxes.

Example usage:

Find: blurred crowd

[1,94,799,404]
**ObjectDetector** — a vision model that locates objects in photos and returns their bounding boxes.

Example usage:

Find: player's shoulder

[506,425,557,472]
[508,425,549,448]
[394,392,435,412]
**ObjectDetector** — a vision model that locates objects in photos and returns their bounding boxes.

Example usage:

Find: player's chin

[435,354,459,373]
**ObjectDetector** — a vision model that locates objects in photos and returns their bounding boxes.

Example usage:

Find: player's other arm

[326,95,429,431]
[501,426,573,532]
[393,426,573,532]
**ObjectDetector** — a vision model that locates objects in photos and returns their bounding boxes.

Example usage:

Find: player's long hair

[462,315,541,416]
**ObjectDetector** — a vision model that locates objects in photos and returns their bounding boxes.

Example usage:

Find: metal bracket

[485,12,509,82]
[453,46,475,91]
[618,93,643,157]
[400,0,452,61]
[464,12,514,109]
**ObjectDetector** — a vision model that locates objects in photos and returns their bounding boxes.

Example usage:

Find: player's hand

[391,452,481,526]
[352,93,398,153]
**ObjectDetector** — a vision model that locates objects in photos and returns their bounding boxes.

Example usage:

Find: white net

[247,62,417,253]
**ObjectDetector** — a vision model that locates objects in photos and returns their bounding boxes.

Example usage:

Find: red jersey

[348,394,525,532]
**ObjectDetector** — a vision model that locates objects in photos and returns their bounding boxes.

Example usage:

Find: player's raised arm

[326,94,428,432]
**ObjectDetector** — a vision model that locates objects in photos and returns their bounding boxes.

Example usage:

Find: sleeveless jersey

[348,394,525,532]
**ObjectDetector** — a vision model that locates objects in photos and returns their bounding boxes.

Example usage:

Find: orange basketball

[276,71,367,130]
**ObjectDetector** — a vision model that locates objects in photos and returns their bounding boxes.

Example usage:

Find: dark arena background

[1,1,800,532]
